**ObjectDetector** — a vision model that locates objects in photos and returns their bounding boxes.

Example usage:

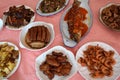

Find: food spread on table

[39,51,72,79]
[3,5,34,29]
[0,43,19,77]
[78,45,116,78]
[0,0,120,80]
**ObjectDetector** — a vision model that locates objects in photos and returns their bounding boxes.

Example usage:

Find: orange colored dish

[64,0,88,42]
[78,45,116,78]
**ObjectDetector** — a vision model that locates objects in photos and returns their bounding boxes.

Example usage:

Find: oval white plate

[99,3,120,31]
[3,5,35,30]
[36,0,69,16]
[35,46,77,80]
[19,21,55,51]
[76,41,120,80]
[60,0,92,47]
[0,42,21,79]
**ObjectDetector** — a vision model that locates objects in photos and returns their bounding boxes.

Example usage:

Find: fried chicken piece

[60,62,72,75]
[44,70,54,79]
[51,65,63,73]
[57,56,67,63]
[40,62,50,72]
[46,55,60,67]
[52,51,63,56]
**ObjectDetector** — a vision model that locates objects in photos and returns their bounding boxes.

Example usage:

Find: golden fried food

[78,45,116,78]
[40,51,72,79]
[0,43,19,77]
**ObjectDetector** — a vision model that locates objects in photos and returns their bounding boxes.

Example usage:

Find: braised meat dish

[78,45,116,78]
[40,51,72,79]
[101,4,120,30]
[25,26,51,49]
[64,0,88,42]
[39,0,66,13]
[3,5,34,28]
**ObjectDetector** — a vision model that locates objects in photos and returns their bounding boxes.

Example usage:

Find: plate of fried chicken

[35,46,77,80]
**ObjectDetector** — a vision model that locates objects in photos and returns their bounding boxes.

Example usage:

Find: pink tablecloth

[0,0,120,80]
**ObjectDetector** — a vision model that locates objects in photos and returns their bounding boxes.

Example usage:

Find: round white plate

[76,41,120,80]
[3,5,35,30]
[0,42,21,79]
[60,0,93,47]
[19,21,55,51]
[36,0,69,16]
[35,46,77,80]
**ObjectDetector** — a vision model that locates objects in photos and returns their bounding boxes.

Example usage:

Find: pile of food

[25,26,51,49]
[0,43,19,77]
[39,0,66,13]
[40,51,72,79]
[78,45,116,78]
[3,5,34,28]
[101,4,120,30]
[64,0,88,42]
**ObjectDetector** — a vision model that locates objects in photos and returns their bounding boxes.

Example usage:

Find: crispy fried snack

[0,43,19,77]
[78,45,116,78]
[40,51,72,79]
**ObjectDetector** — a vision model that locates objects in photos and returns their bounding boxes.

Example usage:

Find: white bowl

[99,3,120,31]
[19,21,55,51]
[3,5,35,30]
[35,46,77,80]
[36,0,69,16]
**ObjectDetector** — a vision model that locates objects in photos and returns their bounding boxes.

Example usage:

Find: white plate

[0,42,21,79]
[99,3,120,31]
[19,21,55,51]
[3,5,35,30]
[36,0,69,16]
[0,18,3,30]
[60,0,92,47]
[76,41,120,80]
[35,46,77,80]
